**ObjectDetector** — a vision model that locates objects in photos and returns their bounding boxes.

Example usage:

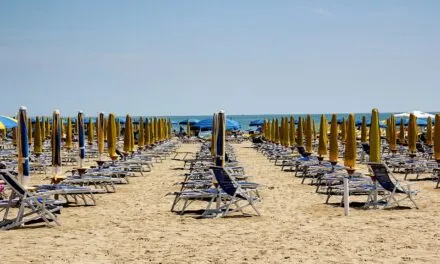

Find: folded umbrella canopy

[17,107,30,185]
[78,111,86,168]
[193,118,240,131]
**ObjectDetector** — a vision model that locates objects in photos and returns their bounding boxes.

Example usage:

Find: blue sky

[0,1,439,116]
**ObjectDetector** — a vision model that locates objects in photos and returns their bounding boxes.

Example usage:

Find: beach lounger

[367,163,419,209]
[0,170,62,230]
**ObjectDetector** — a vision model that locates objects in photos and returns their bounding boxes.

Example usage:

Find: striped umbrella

[329,114,339,165]
[215,111,226,167]
[17,107,30,185]
[78,111,86,168]
[52,110,62,177]
[369,108,381,163]
[0,115,18,130]
[97,112,105,160]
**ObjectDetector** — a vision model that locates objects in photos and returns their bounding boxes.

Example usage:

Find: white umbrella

[395,110,435,119]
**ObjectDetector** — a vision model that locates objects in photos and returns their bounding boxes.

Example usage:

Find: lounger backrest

[361,143,370,155]
[297,146,307,157]
[211,166,245,199]
[368,163,405,194]
[0,170,26,197]
[416,143,425,153]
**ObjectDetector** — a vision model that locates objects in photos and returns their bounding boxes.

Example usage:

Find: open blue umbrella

[194,118,241,131]
[78,111,85,168]
[179,119,200,125]
[17,107,30,185]
[249,119,264,127]
[0,115,18,129]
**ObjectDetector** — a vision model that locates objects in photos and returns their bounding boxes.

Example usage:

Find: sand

[2,141,440,264]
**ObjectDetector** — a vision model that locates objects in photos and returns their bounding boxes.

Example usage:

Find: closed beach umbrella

[149,119,154,145]
[361,116,367,143]
[41,116,46,142]
[399,118,405,145]
[107,113,117,158]
[27,118,32,146]
[52,110,62,177]
[154,117,159,143]
[65,117,73,150]
[129,116,135,151]
[305,115,313,153]
[45,117,51,139]
[289,116,295,147]
[318,115,328,157]
[215,111,226,167]
[116,118,121,140]
[138,117,144,149]
[274,118,280,144]
[434,114,440,161]
[123,115,131,153]
[340,118,346,143]
[87,117,94,145]
[369,108,381,163]
[344,113,356,169]
[313,119,317,141]
[17,107,30,185]
[408,113,417,153]
[389,115,397,152]
[145,118,150,147]
[97,112,105,160]
[296,117,303,147]
[426,117,433,146]
[78,111,86,168]
[34,116,43,155]
[211,113,218,156]
[187,120,191,137]
[329,114,339,164]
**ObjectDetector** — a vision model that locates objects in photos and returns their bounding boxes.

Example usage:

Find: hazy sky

[1,1,439,116]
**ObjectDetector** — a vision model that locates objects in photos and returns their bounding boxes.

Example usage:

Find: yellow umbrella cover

[116,118,121,140]
[389,115,397,152]
[65,117,73,150]
[329,114,339,163]
[41,116,46,141]
[289,116,295,147]
[296,117,303,147]
[145,118,150,146]
[399,118,405,145]
[45,117,51,139]
[369,108,381,163]
[97,113,105,157]
[87,117,94,145]
[340,118,346,142]
[154,117,159,143]
[434,114,440,161]
[344,113,356,169]
[27,118,32,145]
[149,120,154,145]
[361,116,367,142]
[408,113,417,153]
[107,113,117,158]
[313,119,317,141]
[305,115,313,153]
[138,117,144,149]
[426,117,433,146]
[123,115,131,153]
[34,116,42,154]
[318,114,328,157]
[274,118,280,144]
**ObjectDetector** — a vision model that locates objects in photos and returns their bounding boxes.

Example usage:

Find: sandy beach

[0,141,439,264]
